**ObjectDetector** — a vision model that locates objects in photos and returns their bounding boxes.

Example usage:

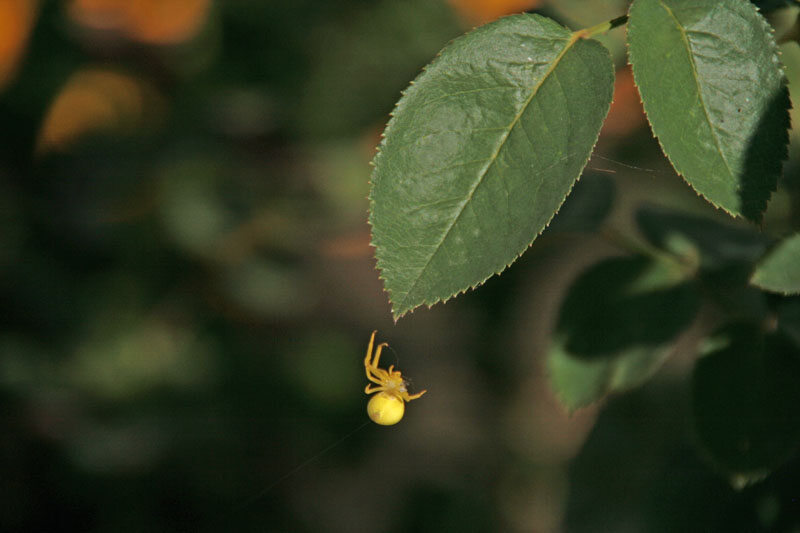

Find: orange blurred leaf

[36,68,163,154]
[127,0,211,44]
[0,0,39,90]
[600,65,646,138]
[447,0,541,25]
[68,0,210,45]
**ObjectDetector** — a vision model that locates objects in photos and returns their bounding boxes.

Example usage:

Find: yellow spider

[364,330,426,425]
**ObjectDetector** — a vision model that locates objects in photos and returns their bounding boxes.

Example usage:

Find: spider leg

[366,371,384,385]
[404,389,427,401]
[364,330,377,381]
[372,342,388,371]
[369,364,392,382]
[365,384,384,394]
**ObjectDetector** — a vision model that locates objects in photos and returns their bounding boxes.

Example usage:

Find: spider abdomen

[367,392,405,425]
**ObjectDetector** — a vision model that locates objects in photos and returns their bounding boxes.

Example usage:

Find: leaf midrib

[395,31,581,313]
[658,0,735,184]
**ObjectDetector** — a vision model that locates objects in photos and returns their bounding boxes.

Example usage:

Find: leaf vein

[397,34,579,308]
[658,0,735,183]
[418,84,522,109]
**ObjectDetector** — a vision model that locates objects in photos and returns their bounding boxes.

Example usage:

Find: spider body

[364,330,426,425]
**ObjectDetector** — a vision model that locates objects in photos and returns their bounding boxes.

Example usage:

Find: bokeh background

[2,1,799,531]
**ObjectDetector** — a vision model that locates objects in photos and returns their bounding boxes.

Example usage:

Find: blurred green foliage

[1,1,799,531]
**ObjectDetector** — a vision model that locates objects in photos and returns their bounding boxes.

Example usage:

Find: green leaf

[549,341,674,413]
[637,206,771,322]
[636,206,768,268]
[627,0,790,221]
[369,14,614,318]
[692,324,800,485]
[751,233,800,294]
[548,255,699,411]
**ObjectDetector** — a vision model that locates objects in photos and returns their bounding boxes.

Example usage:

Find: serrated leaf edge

[626,0,790,222]
[368,17,615,320]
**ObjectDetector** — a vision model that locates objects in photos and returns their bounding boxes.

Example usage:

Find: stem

[576,14,629,39]
[599,227,699,278]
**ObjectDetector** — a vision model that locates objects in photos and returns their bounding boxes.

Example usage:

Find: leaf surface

[751,233,800,294]
[548,255,699,411]
[692,325,800,486]
[369,14,614,318]
[636,206,768,270]
[627,0,789,221]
